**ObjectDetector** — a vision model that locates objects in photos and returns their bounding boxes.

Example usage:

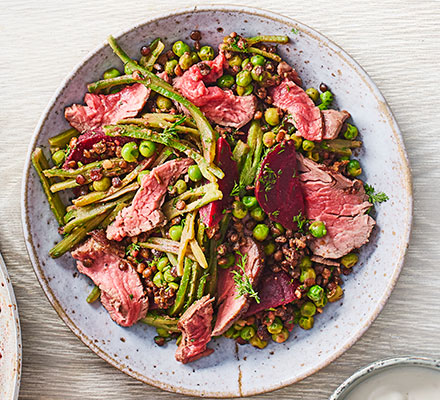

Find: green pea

[307,285,324,303]
[217,74,235,88]
[250,206,265,222]
[328,285,344,302]
[253,224,269,241]
[272,327,289,343]
[341,253,359,268]
[264,242,276,256]
[172,41,191,57]
[240,326,256,341]
[224,326,237,338]
[236,70,252,87]
[165,59,178,76]
[168,282,179,291]
[157,256,169,272]
[156,95,172,110]
[241,58,251,69]
[164,269,176,283]
[299,255,312,269]
[188,165,202,181]
[232,201,247,219]
[169,225,183,241]
[249,335,268,349]
[179,52,193,70]
[263,131,276,147]
[92,177,111,192]
[236,84,253,96]
[137,170,150,185]
[347,160,362,177]
[220,253,236,269]
[264,108,280,126]
[139,140,157,158]
[251,54,265,66]
[233,321,244,331]
[300,301,317,317]
[291,135,302,150]
[302,140,315,152]
[309,221,327,238]
[251,65,264,82]
[242,196,258,209]
[306,88,319,102]
[174,179,187,195]
[190,51,200,64]
[344,123,358,140]
[298,316,314,330]
[156,327,170,338]
[300,267,316,283]
[198,46,214,61]
[314,295,328,308]
[103,67,121,80]
[52,150,65,166]
[153,271,165,287]
[228,54,242,67]
[320,90,333,104]
[267,317,283,334]
[121,142,139,162]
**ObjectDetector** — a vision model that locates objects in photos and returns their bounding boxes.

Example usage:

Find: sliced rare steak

[106,158,193,241]
[212,237,264,336]
[173,53,257,128]
[175,295,215,364]
[255,140,304,230]
[277,61,303,87]
[65,83,150,133]
[71,230,148,327]
[245,271,300,317]
[199,137,238,227]
[297,154,375,259]
[270,79,324,141]
[322,109,351,140]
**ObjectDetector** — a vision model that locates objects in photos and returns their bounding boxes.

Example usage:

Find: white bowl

[21,6,412,397]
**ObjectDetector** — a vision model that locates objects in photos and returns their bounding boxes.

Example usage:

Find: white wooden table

[1,0,439,398]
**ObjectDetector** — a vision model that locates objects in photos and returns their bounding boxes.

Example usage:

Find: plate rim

[20,5,413,397]
[0,252,22,400]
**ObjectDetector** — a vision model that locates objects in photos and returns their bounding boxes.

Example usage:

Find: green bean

[49,209,112,258]
[105,36,217,164]
[246,35,289,46]
[232,140,250,172]
[43,157,123,178]
[48,128,80,148]
[140,313,180,332]
[183,261,201,312]
[139,38,165,71]
[168,258,193,316]
[318,139,362,157]
[31,148,66,225]
[196,274,208,299]
[100,202,128,228]
[49,178,79,193]
[123,116,199,139]
[86,285,101,303]
[239,120,263,188]
[104,123,223,182]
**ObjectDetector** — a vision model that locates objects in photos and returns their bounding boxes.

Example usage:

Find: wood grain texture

[1,0,439,398]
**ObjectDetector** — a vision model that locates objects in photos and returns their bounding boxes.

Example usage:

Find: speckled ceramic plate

[21,6,412,397]
[0,253,22,400]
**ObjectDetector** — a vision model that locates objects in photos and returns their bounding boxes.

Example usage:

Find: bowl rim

[20,4,413,397]
[329,356,440,399]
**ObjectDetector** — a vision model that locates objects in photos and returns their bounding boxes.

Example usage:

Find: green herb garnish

[364,184,389,205]
[232,251,260,304]
[292,211,310,233]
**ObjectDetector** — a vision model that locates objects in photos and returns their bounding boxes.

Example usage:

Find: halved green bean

[43,157,123,178]
[152,147,173,167]
[50,178,79,193]
[140,313,180,332]
[100,202,128,228]
[138,238,197,262]
[239,120,264,188]
[196,274,208,299]
[183,261,201,312]
[246,35,289,46]
[318,139,362,157]
[48,127,80,148]
[31,148,66,225]
[168,258,192,316]
[49,209,112,258]
[139,38,165,71]
[86,285,101,303]
[141,113,197,129]
[98,181,139,203]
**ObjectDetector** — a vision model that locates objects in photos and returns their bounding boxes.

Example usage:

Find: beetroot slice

[255,140,305,229]
[199,137,238,227]
[245,270,299,317]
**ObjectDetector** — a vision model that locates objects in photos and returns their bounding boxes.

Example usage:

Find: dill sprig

[292,211,310,233]
[232,251,260,304]
[126,242,140,257]
[364,184,389,205]
[230,181,243,197]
